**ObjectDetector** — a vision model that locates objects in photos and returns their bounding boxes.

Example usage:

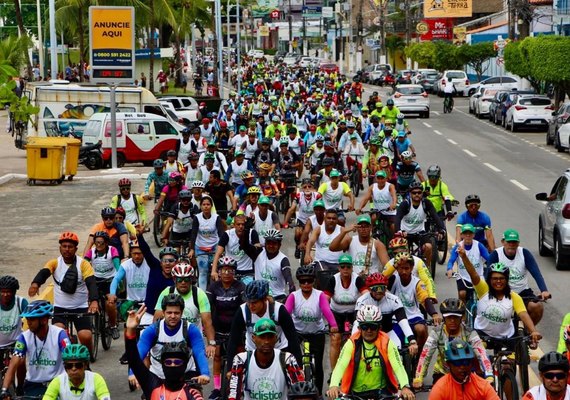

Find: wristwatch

[208,340,216,346]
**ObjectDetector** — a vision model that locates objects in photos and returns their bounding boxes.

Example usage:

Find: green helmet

[489,262,508,274]
[62,344,90,362]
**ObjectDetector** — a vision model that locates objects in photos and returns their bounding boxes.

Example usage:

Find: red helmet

[219,121,228,129]
[118,178,131,187]
[59,231,79,245]
[200,102,206,107]
[202,117,210,124]
[365,273,389,288]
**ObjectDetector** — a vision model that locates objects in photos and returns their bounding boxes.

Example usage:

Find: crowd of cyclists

[1,55,569,400]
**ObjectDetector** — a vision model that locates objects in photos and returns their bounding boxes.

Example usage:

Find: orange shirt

[429,373,499,400]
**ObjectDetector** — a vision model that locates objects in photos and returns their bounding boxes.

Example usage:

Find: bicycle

[0,345,13,386]
[451,273,477,330]
[95,280,113,352]
[361,208,392,248]
[346,155,362,197]
[398,343,416,384]
[52,312,98,362]
[297,331,328,385]
[151,210,170,247]
[406,231,438,278]
[443,96,454,114]
[276,174,299,217]
[337,390,400,400]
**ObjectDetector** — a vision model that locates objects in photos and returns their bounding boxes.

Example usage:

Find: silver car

[536,169,570,270]
[391,84,430,118]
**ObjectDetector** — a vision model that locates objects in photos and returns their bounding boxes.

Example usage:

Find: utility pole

[405,0,411,46]
[236,0,241,94]
[289,0,293,52]
[379,0,385,63]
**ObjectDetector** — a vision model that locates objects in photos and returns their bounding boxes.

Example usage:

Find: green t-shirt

[155,286,210,325]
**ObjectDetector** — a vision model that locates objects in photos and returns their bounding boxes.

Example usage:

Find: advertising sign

[424,0,472,18]
[420,19,453,41]
[89,6,135,83]
[453,26,467,44]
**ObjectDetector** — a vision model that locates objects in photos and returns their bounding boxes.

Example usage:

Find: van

[82,113,181,167]
[437,70,469,97]
[22,81,183,142]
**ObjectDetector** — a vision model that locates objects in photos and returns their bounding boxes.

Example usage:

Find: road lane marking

[463,149,477,157]
[433,111,440,115]
[484,163,501,172]
[434,130,443,135]
[447,139,458,145]
[510,179,530,191]
[423,122,432,128]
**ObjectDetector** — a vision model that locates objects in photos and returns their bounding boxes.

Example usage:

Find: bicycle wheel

[427,236,438,278]
[91,315,99,362]
[153,214,162,247]
[400,349,414,383]
[353,170,361,197]
[437,233,448,265]
[100,306,112,351]
[499,369,519,400]
[516,337,530,393]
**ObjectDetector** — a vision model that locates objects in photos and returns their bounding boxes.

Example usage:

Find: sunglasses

[163,358,185,367]
[64,362,85,370]
[339,265,352,269]
[544,372,568,380]
[410,191,423,195]
[449,359,472,367]
[94,241,106,246]
[102,216,114,221]
[120,186,131,191]
[176,277,192,283]
[162,258,177,263]
[221,269,235,275]
[359,323,380,331]
[299,279,314,285]
[370,285,387,293]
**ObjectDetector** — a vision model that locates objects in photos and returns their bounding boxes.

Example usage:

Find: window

[485,77,500,84]
[398,86,425,95]
[154,121,178,135]
[104,122,123,137]
[447,72,466,79]
[519,97,551,106]
[144,105,167,118]
[127,122,150,135]
[556,177,568,201]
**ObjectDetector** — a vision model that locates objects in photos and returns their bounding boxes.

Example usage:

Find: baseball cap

[397,131,406,137]
[503,229,520,242]
[313,199,325,209]
[338,254,353,264]
[376,170,387,178]
[253,318,277,336]
[330,169,341,178]
[357,215,371,224]
[207,140,217,147]
[258,196,271,205]
[234,150,244,157]
[461,224,475,233]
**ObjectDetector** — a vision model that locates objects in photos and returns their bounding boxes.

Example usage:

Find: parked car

[412,69,437,84]
[466,75,521,97]
[547,103,570,145]
[319,63,339,74]
[474,88,502,119]
[247,49,265,58]
[536,168,570,269]
[492,90,533,126]
[504,94,553,132]
[488,90,511,124]
[555,123,570,152]
[468,87,485,114]
[283,53,301,65]
[159,96,201,123]
[365,64,392,84]
[437,70,469,97]
[391,84,430,118]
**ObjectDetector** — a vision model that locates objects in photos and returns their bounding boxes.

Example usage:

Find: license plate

[407,99,416,103]
[529,120,542,124]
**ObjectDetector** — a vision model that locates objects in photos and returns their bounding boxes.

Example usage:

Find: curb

[0,171,150,186]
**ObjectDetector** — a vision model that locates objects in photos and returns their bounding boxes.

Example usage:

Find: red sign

[270,9,280,19]
[420,18,453,41]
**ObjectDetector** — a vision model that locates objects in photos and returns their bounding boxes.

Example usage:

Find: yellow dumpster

[26,142,65,185]
[60,138,81,180]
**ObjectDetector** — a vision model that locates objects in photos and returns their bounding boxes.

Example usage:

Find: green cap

[204,153,215,160]
[350,134,358,140]
[313,199,325,209]
[338,254,353,264]
[234,150,244,157]
[253,318,277,336]
[239,125,247,131]
[376,170,387,178]
[330,169,341,178]
[207,140,217,146]
[357,215,371,224]
[503,229,520,242]
[361,106,369,111]
[258,196,271,205]
[461,224,475,233]
[385,118,393,125]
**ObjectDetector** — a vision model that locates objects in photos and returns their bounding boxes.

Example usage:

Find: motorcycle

[79,141,103,170]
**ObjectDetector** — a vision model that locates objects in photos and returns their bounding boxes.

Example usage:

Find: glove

[0,389,11,400]
[445,211,454,220]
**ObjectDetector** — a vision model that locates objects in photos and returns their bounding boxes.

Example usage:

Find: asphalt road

[2,84,570,399]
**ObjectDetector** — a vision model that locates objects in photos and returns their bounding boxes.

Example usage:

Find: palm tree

[55,0,90,81]
[0,35,32,72]
[385,34,405,69]
[13,0,32,80]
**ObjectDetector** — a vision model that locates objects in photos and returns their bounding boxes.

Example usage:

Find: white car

[505,94,554,132]
[391,84,430,118]
[437,70,469,97]
[299,57,320,68]
[247,49,265,58]
[412,69,437,84]
[556,123,570,152]
[466,75,520,97]
[468,87,485,114]
[283,53,300,65]
[474,88,502,119]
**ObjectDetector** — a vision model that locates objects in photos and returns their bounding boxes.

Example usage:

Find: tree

[0,35,32,72]
[456,42,495,81]
[404,42,436,68]
[385,35,405,68]
[13,0,33,80]
[431,41,462,72]
[504,39,542,94]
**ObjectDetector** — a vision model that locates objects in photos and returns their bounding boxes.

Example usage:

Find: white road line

[423,122,432,128]
[484,163,501,172]
[447,139,458,145]
[433,111,440,115]
[510,179,530,191]
[433,130,443,136]
[463,149,477,157]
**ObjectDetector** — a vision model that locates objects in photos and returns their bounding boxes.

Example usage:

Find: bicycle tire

[499,368,519,400]
[427,236,438,278]
[437,233,448,265]
[400,349,415,383]
[153,214,162,247]
[516,336,530,393]
[91,315,99,362]
[354,170,361,197]
[100,307,112,351]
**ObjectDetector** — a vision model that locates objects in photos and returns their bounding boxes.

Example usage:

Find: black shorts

[170,231,191,244]
[519,288,538,307]
[95,279,112,297]
[296,219,306,229]
[53,306,92,332]
[476,329,517,352]
[332,311,356,334]
[407,232,429,247]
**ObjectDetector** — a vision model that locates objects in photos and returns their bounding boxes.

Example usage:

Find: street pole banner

[89,6,135,83]
[424,0,472,18]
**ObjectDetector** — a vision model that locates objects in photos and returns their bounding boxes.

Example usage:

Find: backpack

[168,285,200,312]
[244,300,279,329]
[150,318,189,349]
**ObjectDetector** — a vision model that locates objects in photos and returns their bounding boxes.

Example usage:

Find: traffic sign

[302,6,322,18]
[271,9,280,19]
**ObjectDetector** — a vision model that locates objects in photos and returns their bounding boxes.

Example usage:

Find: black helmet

[167,150,177,157]
[296,264,315,279]
[153,159,165,168]
[243,280,269,301]
[288,381,318,399]
[445,339,474,361]
[178,190,192,200]
[0,275,19,291]
[464,194,481,205]
[93,231,110,242]
[261,138,271,145]
[408,181,423,191]
[440,298,465,316]
[539,351,570,373]
[161,293,185,312]
[101,207,116,217]
[161,341,189,362]
[386,99,395,106]
[427,164,441,179]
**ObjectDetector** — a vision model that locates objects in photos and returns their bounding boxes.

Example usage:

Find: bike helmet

[440,298,466,316]
[161,293,186,311]
[394,251,412,266]
[161,340,189,362]
[261,138,272,145]
[101,207,116,217]
[315,135,324,141]
[386,99,395,106]
[264,229,283,242]
[218,256,238,269]
[188,152,200,161]
[539,351,570,372]
[301,178,313,187]
[247,186,262,195]
[356,304,382,323]
[219,121,228,129]
[464,194,481,205]
[241,171,255,180]
[346,121,356,129]
[427,164,441,179]
[169,171,183,181]
[153,159,165,168]
[279,138,289,146]
[167,150,177,157]
[445,339,474,361]
[288,381,318,399]
[115,207,126,217]
[389,237,408,249]
[59,231,79,245]
[397,113,405,120]
[259,163,272,171]
[401,150,413,161]
[192,181,206,189]
[0,275,19,291]
[129,239,140,249]
[62,344,90,362]
[296,264,315,279]
[408,181,423,191]
[159,247,179,259]
[172,262,196,278]
[118,178,131,187]
[93,231,110,242]
[179,190,192,199]
[365,273,389,288]
[21,300,53,318]
[488,262,509,278]
[243,280,270,301]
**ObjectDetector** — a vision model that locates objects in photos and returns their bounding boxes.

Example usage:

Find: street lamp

[329,20,337,62]
[208,0,224,97]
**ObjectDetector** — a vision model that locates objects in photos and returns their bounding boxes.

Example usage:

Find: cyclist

[342,132,366,190]
[305,135,325,175]
[421,165,455,221]
[252,196,281,245]
[43,344,110,400]
[228,318,305,400]
[114,206,137,240]
[442,80,456,112]
[396,181,446,267]
[206,257,245,399]
[144,159,169,201]
[394,131,416,160]
[206,171,238,221]
[329,214,390,275]
[354,273,417,354]
[447,224,490,304]
[165,149,185,176]
[488,229,550,325]
[176,128,193,164]
[282,179,320,254]
[225,150,254,189]
[456,194,496,252]
[253,138,277,174]
[110,177,147,229]
[197,153,220,183]
[29,232,99,356]
[84,207,130,260]
[1,301,70,399]
[317,169,354,226]
[185,152,201,187]
[395,151,424,192]
[523,352,570,400]
[380,99,401,124]
[226,280,302,367]
[154,171,187,219]
[361,139,383,185]
[125,304,208,400]
[429,339,499,400]
[356,170,398,234]
[285,264,338,395]
[242,131,259,161]
[327,305,414,400]
[394,114,411,135]
[161,189,195,249]
[235,171,257,205]
[413,298,492,388]
[83,231,121,339]
[200,141,228,174]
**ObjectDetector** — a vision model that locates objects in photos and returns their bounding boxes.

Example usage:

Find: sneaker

[294,248,301,259]
[111,326,120,340]
[120,352,128,365]
[360,184,364,190]
[209,389,221,400]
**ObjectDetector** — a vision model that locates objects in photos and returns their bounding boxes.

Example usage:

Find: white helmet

[356,304,382,323]
[401,150,413,160]
[192,180,205,189]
